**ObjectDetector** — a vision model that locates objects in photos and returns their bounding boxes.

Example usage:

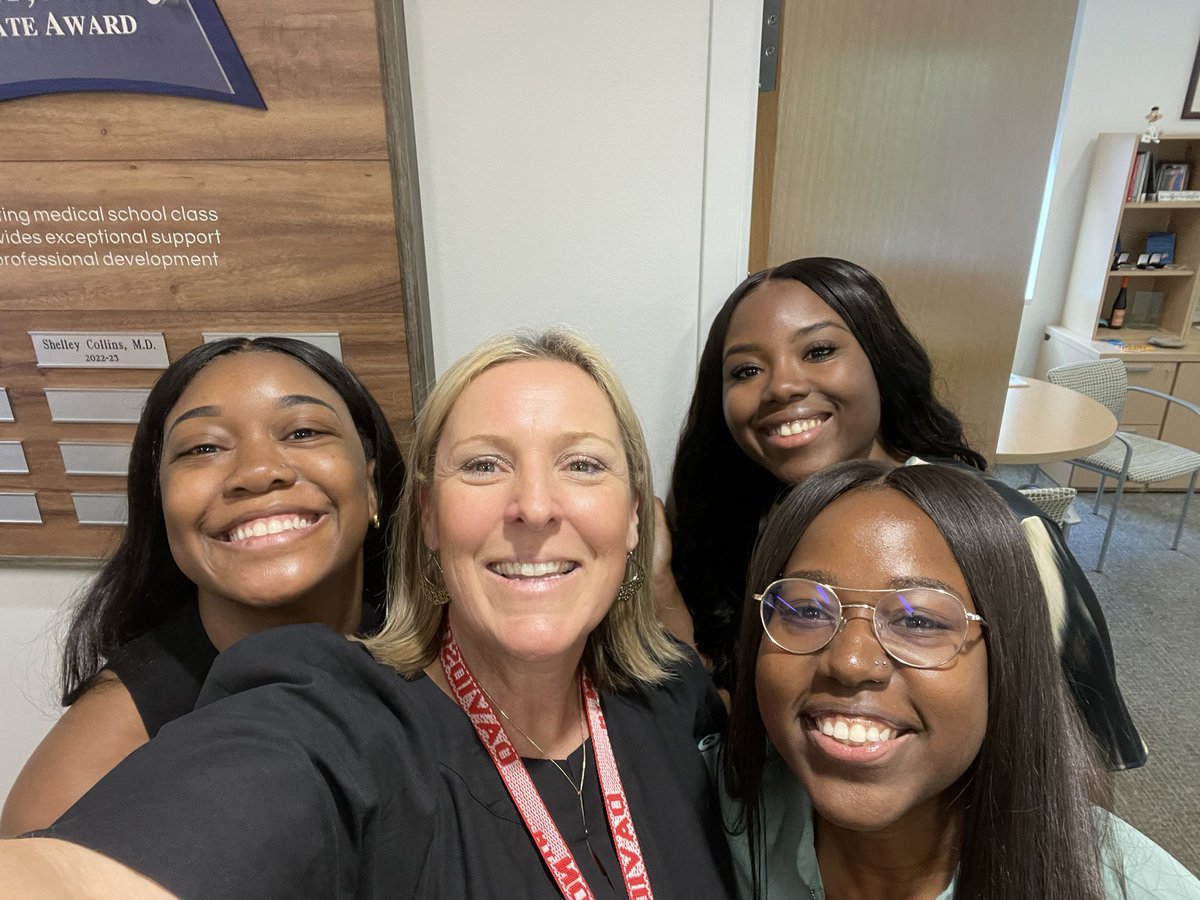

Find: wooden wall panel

[761,0,1078,457]
[0,162,400,312]
[0,0,422,559]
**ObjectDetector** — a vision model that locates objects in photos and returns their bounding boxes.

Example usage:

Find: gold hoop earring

[615,551,644,603]
[423,550,451,606]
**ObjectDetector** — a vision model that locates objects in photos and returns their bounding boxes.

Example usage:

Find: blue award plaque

[0,0,265,109]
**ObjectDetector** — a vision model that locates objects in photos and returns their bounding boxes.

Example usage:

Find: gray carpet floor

[1000,474,1200,875]
[1067,488,1199,876]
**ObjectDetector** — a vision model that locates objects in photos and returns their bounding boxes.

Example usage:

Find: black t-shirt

[45,625,735,899]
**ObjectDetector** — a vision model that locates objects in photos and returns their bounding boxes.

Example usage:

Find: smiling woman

[723,461,1200,900]
[666,256,1145,773]
[157,352,380,646]
[0,337,405,838]
[0,329,734,899]
[719,278,895,484]
[417,360,640,690]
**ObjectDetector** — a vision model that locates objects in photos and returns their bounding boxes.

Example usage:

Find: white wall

[0,565,94,802]
[0,0,761,807]
[1013,0,1200,374]
[407,1,709,492]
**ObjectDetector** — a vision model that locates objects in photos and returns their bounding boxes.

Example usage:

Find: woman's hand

[651,498,697,652]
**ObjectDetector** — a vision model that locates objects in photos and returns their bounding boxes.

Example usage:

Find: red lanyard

[440,627,654,900]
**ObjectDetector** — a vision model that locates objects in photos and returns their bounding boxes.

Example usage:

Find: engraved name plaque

[30,332,170,369]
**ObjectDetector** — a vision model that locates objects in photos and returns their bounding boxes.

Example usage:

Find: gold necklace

[477,683,590,836]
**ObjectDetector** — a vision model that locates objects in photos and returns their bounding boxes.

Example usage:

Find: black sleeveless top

[104,602,384,737]
[104,604,217,738]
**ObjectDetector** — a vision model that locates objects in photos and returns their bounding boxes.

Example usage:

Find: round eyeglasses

[756,578,986,669]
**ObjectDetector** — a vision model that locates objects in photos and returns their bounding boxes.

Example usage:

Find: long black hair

[669,257,986,688]
[725,461,1114,900]
[60,337,406,705]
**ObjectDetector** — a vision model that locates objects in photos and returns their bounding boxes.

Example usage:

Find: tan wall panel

[0,0,388,162]
[0,161,400,312]
[749,87,780,275]
[764,0,1077,457]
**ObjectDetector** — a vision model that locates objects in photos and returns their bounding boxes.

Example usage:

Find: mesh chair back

[1046,358,1127,420]
[1017,485,1078,525]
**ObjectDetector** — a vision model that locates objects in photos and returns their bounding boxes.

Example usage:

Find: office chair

[1017,485,1079,539]
[1046,358,1200,571]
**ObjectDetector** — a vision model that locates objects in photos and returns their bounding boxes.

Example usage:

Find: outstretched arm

[11,626,420,899]
[0,838,171,898]
[1,672,149,838]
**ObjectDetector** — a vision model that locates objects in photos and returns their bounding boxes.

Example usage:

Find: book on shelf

[1145,232,1176,265]
[1156,161,1190,193]
[1156,190,1200,201]
[1126,151,1154,201]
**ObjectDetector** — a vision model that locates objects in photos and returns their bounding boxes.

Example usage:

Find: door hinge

[760,0,781,92]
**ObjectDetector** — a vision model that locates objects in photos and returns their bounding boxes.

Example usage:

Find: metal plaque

[31,331,169,369]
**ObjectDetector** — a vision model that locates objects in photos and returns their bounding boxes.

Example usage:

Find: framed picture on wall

[1185,35,1200,118]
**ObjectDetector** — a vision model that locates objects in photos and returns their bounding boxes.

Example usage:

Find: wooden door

[751,0,1078,457]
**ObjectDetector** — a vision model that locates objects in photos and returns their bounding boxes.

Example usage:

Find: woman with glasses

[663,256,1144,771]
[721,460,1198,900]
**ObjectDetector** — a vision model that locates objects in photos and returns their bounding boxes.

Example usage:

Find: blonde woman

[2,329,733,899]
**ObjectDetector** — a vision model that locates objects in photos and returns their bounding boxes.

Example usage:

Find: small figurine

[1141,106,1163,143]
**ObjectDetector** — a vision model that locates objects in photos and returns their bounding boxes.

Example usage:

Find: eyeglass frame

[754,577,987,669]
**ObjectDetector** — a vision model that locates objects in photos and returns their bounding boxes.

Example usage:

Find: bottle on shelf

[1110,276,1129,329]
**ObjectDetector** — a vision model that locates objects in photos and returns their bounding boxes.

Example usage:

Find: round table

[995,377,1118,465]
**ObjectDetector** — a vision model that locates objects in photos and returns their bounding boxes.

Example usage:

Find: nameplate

[0,492,41,524]
[58,441,132,476]
[0,442,30,474]
[202,331,343,361]
[45,388,150,423]
[0,388,12,422]
[31,331,169,369]
[72,492,128,526]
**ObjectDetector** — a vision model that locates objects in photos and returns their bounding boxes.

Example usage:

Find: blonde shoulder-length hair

[364,327,684,690]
